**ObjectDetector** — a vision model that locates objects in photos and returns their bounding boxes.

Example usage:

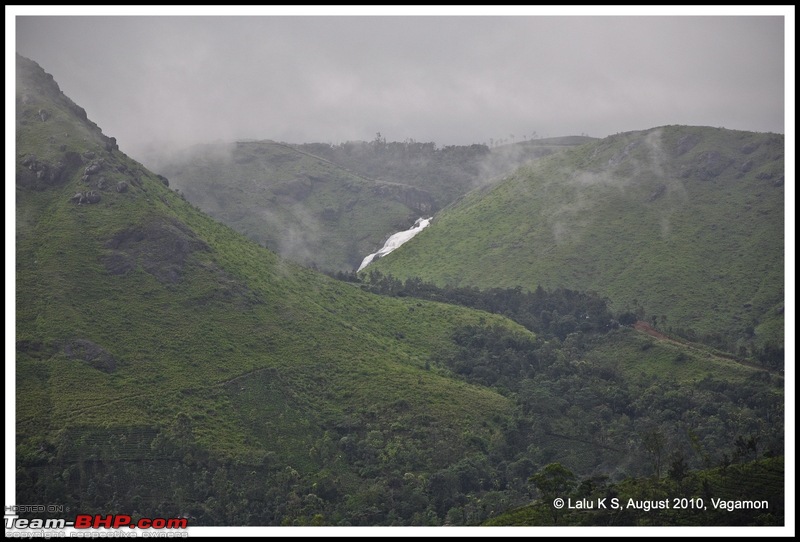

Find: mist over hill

[369,125,785,361]
[14,54,784,528]
[149,135,593,272]
[14,53,521,524]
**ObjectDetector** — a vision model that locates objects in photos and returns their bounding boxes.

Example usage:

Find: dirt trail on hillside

[633,321,671,341]
[632,320,781,376]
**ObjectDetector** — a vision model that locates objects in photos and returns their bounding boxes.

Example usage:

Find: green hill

[14,55,783,527]
[149,134,593,273]
[149,140,435,272]
[368,126,785,358]
[292,135,596,208]
[15,54,526,524]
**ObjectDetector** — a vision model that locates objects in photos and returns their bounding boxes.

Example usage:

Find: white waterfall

[357,217,432,271]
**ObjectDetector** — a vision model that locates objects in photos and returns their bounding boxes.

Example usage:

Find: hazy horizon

[12,8,789,164]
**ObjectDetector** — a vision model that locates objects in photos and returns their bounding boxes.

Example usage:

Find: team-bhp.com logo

[6,513,188,531]
[75,515,187,529]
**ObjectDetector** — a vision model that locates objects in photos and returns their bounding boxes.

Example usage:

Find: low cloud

[15,13,785,166]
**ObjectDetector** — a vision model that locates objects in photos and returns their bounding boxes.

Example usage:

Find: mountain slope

[150,136,594,273]
[292,135,597,207]
[15,54,528,523]
[149,140,435,272]
[369,126,785,357]
[15,56,783,527]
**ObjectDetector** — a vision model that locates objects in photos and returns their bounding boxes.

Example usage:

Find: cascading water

[357,217,432,271]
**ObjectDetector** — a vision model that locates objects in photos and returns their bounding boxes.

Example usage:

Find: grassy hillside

[15,55,782,527]
[150,140,434,272]
[15,54,528,523]
[293,135,596,207]
[149,135,594,274]
[369,126,785,357]
[331,273,783,526]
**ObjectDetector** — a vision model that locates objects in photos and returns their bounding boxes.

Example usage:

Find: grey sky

[13,9,788,162]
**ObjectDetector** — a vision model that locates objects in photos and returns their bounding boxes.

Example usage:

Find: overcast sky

[11,8,790,163]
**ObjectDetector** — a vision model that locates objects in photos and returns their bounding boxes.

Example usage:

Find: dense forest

[337,269,783,370]
[365,126,785,370]
[15,54,785,529]
[487,456,783,526]
[20,269,783,525]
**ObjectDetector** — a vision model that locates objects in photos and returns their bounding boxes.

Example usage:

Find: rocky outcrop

[103,218,210,284]
[740,141,761,155]
[608,141,640,167]
[18,152,83,188]
[696,150,733,179]
[674,133,701,156]
[84,159,105,176]
[679,150,734,180]
[16,54,118,156]
[63,339,117,373]
[70,191,101,204]
[647,184,667,202]
[80,159,121,191]
[756,171,775,180]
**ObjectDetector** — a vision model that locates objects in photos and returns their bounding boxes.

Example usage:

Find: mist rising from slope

[542,128,687,244]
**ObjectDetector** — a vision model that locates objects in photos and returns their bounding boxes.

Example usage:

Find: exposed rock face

[103,218,210,284]
[678,150,734,180]
[16,54,118,165]
[18,152,83,188]
[84,160,105,176]
[740,141,761,154]
[116,181,129,193]
[608,141,640,167]
[647,184,667,202]
[63,339,117,373]
[70,191,101,204]
[674,133,701,156]
[696,150,733,180]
